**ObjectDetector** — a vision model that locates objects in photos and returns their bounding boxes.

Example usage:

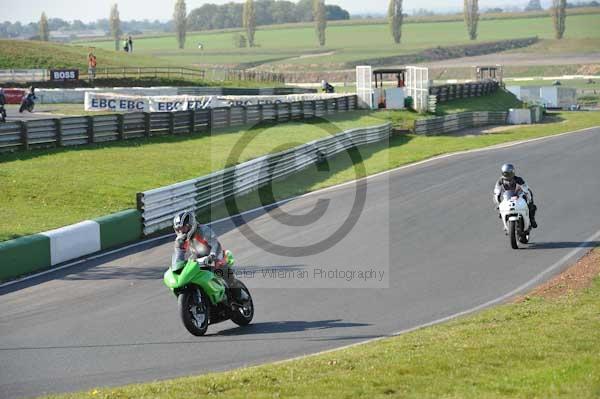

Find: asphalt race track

[3,105,66,121]
[1,127,599,398]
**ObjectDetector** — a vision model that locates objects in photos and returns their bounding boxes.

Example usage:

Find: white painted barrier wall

[42,221,101,265]
[507,109,532,125]
[84,92,347,112]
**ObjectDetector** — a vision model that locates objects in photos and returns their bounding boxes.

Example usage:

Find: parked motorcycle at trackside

[498,190,532,249]
[163,255,254,336]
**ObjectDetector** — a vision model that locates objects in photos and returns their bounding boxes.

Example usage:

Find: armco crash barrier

[0,210,142,282]
[137,123,392,235]
[414,111,509,135]
[0,96,358,153]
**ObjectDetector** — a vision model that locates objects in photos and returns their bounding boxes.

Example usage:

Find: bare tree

[109,4,122,51]
[174,0,187,49]
[463,0,479,40]
[39,12,49,41]
[243,0,256,47]
[313,0,327,46]
[388,0,403,44]
[551,0,567,39]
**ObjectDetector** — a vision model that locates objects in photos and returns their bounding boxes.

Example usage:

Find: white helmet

[173,210,198,240]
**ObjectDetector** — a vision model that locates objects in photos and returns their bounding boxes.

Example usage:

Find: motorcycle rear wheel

[178,287,210,336]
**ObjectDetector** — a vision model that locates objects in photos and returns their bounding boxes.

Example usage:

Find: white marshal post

[355,66,374,109]
[406,66,430,112]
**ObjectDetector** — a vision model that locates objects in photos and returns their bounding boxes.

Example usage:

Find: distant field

[79,14,600,70]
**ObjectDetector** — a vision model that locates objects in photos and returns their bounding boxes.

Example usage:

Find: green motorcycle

[163,255,254,336]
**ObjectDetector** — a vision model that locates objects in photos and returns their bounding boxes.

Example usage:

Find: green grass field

[78,14,600,70]
[39,239,600,399]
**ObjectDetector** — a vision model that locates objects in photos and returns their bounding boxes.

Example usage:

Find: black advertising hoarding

[50,69,79,81]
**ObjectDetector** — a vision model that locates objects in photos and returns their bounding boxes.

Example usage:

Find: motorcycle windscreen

[503,190,518,201]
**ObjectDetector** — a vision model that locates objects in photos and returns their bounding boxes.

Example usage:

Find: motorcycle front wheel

[230,281,254,326]
[178,287,210,336]
[509,220,518,249]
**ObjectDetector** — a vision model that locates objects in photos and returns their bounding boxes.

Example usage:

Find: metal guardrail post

[189,110,196,134]
[168,112,176,135]
[54,118,63,147]
[117,114,125,140]
[144,113,151,137]
[20,121,29,151]
[86,116,94,143]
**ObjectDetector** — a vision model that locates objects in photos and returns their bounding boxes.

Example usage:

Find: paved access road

[1,127,599,398]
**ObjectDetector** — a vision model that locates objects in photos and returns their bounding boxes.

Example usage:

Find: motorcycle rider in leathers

[493,163,538,228]
[171,211,244,302]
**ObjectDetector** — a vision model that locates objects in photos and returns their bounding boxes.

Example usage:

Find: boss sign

[50,69,80,81]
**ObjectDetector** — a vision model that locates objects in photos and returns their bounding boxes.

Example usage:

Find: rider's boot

[529,203,538,229]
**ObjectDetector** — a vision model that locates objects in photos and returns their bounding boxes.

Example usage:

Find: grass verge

[40,248,600,399]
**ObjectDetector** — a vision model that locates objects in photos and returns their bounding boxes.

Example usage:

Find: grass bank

[40,249,600,399]
[0,39,174,70]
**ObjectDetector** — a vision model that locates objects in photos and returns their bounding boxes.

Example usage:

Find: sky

[4,0,546,23]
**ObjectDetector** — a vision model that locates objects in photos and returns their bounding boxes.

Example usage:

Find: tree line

[0,18,172,40]
[187,0,348,31]
[16,0,576,49]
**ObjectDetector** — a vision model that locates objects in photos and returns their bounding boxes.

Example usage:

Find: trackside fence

[0,95,358,153]
[429,81,500,103]
[414,111,508,135]
[136,123,392,235]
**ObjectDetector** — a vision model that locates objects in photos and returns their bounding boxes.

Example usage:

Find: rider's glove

[175,233,187,249]
[206,253,216,265]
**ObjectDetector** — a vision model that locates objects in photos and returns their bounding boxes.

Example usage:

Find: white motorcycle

[497,190,532,249]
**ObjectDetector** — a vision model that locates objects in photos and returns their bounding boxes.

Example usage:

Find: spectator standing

[123,39,129,52]
[88,52,97,83]
[128,36,133,53]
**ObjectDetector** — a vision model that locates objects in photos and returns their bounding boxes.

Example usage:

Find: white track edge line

[2,125,598,289]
